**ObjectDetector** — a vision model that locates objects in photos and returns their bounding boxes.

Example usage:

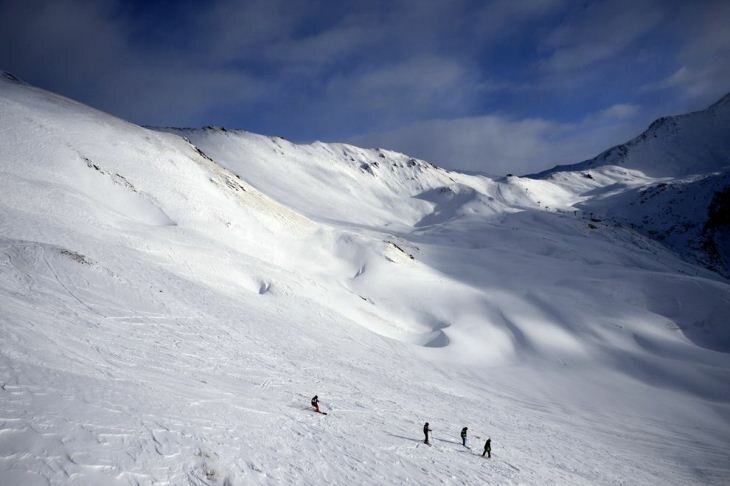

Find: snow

[530,92,730,278]
[1,74,729,485]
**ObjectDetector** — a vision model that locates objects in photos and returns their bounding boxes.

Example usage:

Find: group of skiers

[311,396,491,458]
[424,422,491,457]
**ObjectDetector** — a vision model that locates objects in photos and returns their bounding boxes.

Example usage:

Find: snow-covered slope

[161,126,566,230]
[530,93,730,278]
[163,127,469,229]
[1,73,730,485]
[581,171,730,277]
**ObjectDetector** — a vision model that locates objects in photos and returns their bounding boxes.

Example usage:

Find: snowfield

[1,72,729,485]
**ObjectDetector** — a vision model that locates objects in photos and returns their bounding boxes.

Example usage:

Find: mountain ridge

[529,91,730,179]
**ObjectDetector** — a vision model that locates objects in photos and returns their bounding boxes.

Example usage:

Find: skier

[311,395,320,413]
[423,422,432,445]
[461,426,468,447]
[482,438,491,458]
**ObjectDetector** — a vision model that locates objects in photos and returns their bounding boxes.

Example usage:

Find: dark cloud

[0,0,265,125]
[1,0,728,174]
[538,0,664,75]
[644,1,730,107]
[0,0,126,91]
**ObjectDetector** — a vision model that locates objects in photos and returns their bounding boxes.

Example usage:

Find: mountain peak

[708,91,730,111]
[530,91,730,179]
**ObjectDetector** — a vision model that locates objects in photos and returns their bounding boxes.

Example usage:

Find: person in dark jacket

[423,422,432,444]
[461,426,468,447]
[311,395,320,413]
[482,438,491,458]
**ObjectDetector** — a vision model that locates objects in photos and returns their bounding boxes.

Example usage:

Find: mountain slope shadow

[414,185,478,227]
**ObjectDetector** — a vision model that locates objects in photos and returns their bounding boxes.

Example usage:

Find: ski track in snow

[0,75,729,485]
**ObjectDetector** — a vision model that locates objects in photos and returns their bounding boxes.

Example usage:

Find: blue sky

[1,0,729,174]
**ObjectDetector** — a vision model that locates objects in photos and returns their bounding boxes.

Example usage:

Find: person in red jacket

[311,395,320,413]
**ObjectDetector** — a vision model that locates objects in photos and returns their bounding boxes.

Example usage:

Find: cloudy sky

[1,0,729,175]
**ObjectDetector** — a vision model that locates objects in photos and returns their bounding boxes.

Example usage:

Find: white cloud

[596,103,640,121]
[322,56,477,122]
[350,104,646,176]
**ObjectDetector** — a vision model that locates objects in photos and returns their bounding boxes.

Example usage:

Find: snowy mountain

[1,72,729,485]
[533,93,730,179]
[530,93,730,278]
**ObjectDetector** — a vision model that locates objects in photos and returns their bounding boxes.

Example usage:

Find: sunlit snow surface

[1,74,729,485]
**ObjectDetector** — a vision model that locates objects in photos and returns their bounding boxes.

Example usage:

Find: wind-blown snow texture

[1,73,729,485]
